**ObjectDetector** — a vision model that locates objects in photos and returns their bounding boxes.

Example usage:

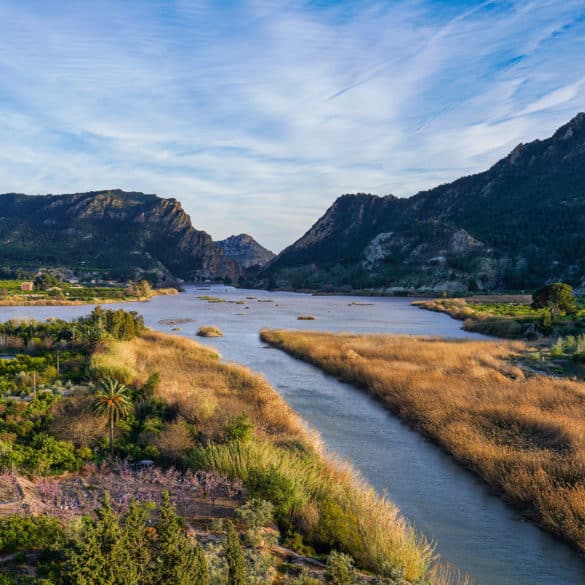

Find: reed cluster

[197,325,224,337]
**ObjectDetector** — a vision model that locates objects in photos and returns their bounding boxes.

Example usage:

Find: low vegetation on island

[0,309,465,585]
[414,283,584,339]
[197,325,224,337]
[261,329,585,555]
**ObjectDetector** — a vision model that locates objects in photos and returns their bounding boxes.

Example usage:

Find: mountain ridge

[262,112,585,292]
[0,189,242,282]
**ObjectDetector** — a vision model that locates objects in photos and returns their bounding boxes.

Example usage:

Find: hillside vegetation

[0,189,241,282]
[261,330,585,553]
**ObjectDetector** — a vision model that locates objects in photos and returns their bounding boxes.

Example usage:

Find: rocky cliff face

[0,189,241,282]
[215,234,274,269]
[262,113,585,292]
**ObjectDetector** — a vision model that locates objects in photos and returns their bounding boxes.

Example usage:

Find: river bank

[261,329,585,557]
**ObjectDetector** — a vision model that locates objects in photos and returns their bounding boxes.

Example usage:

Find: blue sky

[0,0,584,251]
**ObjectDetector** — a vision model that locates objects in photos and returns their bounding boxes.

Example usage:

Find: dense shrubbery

[0,307,144,354]
[0,494,210,585]
[0,309,149,474]
[0,515,66,554]
[532,282,576,315]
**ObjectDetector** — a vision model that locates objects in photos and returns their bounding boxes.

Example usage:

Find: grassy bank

[260,329,585,554]
[413,297,585,339]
[94,330,436,581]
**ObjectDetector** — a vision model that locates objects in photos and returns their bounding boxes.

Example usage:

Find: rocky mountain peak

[216,233,274,269]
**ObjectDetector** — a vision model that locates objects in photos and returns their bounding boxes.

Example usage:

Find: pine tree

[65,520,108,585]
[225,521,247,585]
[194,542,210,585]
[65,492,132,585]
[150,491,201,585]
[121,499,153,585]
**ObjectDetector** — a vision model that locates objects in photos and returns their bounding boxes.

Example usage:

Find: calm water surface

[2,285,584,585]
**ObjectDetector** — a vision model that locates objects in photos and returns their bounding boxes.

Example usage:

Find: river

[2,285,584,585]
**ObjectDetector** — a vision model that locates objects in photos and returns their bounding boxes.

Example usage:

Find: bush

[236,499,274,529]
[246,466,298,525]
[0,515,66,554]
[325,551,355,585]
[225,414,253,443]
[313,499,361,554]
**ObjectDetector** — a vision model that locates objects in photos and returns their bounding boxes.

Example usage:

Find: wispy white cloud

[0,0,583,250]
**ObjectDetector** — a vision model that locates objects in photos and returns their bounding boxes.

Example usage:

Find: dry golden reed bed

[261,329,585,553]
[92,330,450,582]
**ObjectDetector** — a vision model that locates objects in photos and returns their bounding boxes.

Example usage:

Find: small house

[20,282,34,292]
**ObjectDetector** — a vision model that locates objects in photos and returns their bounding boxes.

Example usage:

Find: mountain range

[1,113,584,291]
[259,112,585,292]
[0,190,268,283]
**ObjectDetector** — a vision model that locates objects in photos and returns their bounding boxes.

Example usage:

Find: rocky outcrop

[216,234,274,269]
[262,113,585,291]
[0,189,241,282]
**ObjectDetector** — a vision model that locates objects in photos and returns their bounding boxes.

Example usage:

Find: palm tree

[93,378,132,457]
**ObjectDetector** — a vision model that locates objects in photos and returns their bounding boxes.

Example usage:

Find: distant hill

[262,113,585,292]
[216,233,274,269]
[0,189,242,283]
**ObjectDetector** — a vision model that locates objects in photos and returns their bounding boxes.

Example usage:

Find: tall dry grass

[261,329,585,553]
[92,331,436,581]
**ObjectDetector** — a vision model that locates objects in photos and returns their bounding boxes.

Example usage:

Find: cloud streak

[0,0,583,250]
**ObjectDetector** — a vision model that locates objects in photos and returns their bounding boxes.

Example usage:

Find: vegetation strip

[260,329,585,554]
[414,283,584,339]
[0,276,177,307]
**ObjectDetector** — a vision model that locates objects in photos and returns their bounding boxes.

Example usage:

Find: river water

[2,285,584,585]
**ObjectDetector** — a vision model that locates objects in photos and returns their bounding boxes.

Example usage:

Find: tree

[128,280,152,299]
[121,500,153,584]
[64,492,208,585]
[532,282,576,316]
[225,521,246,585]
[150,491,202,585]
[65,492,132,585]
[34,273,61,291]
[194,542,210,585]
[93,378,133,457]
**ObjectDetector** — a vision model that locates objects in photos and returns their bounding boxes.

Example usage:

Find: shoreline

[0,287,179,307]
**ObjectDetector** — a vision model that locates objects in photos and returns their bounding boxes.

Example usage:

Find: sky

[0,1,584,252]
